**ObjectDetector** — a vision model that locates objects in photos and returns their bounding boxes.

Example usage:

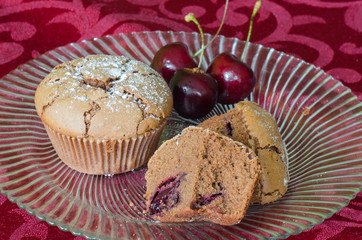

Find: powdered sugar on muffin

[34,55,173,174]
[35,55,173,139]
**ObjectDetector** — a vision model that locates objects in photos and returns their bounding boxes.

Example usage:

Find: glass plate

[0,31,361,240]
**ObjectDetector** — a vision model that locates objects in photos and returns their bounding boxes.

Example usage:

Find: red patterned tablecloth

[0,0,361,239]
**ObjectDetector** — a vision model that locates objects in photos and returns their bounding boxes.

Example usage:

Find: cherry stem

[185,13,205,68]
[192,0,229,58]
[241,0,261,62]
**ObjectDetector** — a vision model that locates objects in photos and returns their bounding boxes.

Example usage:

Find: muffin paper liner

[43,120,167,175]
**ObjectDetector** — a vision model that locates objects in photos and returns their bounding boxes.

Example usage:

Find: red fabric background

[0,0,361,239]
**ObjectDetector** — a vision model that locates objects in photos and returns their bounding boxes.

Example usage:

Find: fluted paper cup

[43,120,167,175]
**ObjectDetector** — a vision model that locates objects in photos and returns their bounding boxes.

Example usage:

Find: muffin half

[145,126,260,225]
[198,101,288,204]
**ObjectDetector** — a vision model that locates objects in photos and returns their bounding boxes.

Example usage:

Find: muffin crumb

[303,107,311,116]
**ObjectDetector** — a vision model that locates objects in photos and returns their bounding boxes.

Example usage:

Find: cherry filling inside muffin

[225,122,233,137]
[145,126,261,225]
[191,192,223,210]
[149,173,186,215]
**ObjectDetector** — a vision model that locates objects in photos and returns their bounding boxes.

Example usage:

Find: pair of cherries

[151,42,256,119]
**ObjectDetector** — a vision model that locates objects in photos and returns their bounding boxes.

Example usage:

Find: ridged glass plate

[0,31,361,240]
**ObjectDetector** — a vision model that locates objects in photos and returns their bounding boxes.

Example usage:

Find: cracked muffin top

[34,55,173,139]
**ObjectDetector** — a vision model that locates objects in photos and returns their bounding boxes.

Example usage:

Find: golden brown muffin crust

[34,55,173,139]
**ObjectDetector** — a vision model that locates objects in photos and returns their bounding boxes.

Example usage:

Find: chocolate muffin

[198,101,288,204]
[34,55,173,174]
[145,126,260,225]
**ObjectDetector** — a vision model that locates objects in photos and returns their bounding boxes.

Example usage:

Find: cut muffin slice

[145,126,260,225]
[198,101,288,204]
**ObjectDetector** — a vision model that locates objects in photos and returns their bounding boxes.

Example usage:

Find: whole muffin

[198,101,288,204]
[34,55,173,175]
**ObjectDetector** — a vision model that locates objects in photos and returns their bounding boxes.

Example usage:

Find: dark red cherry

[191,192,223,210]
[207,52,256,104]
[169,68,218,119]
[149,173,186,216]
[151,42,197,83]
